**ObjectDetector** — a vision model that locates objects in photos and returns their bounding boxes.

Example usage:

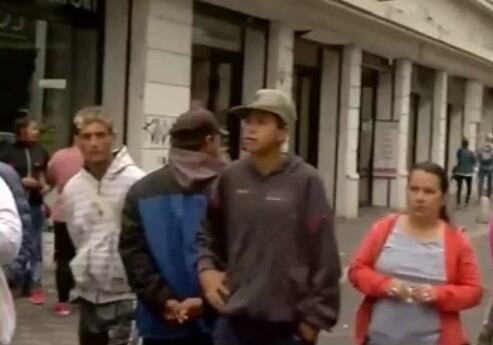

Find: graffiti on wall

[142,115,175,149]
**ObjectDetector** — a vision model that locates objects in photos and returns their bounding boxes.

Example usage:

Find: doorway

[191,45,243,159]
[358,68,379,206]
[293,65,321,167]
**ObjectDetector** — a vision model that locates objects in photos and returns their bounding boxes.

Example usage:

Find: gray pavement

[12,205,492,345]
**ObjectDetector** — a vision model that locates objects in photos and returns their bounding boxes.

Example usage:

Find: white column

[242,27,266,103]
[392,59,413,211]
[336,45,362,218]
[103,0,129,146]
[127,0,193,171]
[266,22,294,152]
[464,80,484,152]
[318,49,341,206]
[431,70,448,166]
[266,22,294,94]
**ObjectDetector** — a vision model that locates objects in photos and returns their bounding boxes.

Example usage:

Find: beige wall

[339,0,493,65]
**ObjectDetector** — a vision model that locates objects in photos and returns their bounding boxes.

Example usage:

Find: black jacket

[197,156,341,331]
[120,155,220,339]
[0,142,49,206]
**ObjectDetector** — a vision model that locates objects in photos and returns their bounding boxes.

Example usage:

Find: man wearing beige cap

[198,89,341,344]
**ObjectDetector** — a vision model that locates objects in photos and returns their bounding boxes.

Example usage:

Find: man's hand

[175,298,204,324]
[22,177,41,189]
[199,269,229,311]
[298,322,319,344]
[163,299,181,321]
[410,284,437,303]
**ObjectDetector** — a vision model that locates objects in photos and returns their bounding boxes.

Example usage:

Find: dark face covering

[168,147,225,190]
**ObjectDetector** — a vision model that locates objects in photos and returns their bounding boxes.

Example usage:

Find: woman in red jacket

[349,162,482,345]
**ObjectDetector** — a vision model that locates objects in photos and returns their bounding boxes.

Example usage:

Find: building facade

[2,0,493,217]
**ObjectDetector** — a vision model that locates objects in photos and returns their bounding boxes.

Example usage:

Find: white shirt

[0,177,21,265]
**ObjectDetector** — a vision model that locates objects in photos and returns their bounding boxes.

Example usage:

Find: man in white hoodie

[63,107,144,345]
[0,176,22,345]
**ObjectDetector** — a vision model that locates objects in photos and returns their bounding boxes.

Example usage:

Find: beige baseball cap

[231,89,297,125]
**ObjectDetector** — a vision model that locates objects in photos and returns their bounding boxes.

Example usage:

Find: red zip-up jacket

[349,214,482,345]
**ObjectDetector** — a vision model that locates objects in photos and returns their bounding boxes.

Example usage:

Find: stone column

[127,0,193,171]
[431,70,448,166]
[464,80,484,152]
[336,45,362,218]
[393,59,413,211]
[318,49,341,206]
[266,22,294,152]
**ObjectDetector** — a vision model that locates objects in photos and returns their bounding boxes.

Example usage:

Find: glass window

[0,0,103,152]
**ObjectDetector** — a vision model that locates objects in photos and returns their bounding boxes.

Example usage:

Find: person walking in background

[120,109,226,345]
[0,176,22,345]
[46,116,84,317]
[477,133,493,198]
[0,161,33,290]
[63,107,144,345]
[349,162,482,345]
[0,116,49,305]
[453,138,476,207]
[198,89,341,345]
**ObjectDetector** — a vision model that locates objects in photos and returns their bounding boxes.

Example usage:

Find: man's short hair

[14,116,34,136]
[75,106,114,135]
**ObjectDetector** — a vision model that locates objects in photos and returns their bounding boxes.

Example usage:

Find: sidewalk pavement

[12,204,491,345]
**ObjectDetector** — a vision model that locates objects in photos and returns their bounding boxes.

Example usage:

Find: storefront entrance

[0,0,104,151]
[358,67,379,206]
[191,2,268,160]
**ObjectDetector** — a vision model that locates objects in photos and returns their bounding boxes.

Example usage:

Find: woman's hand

[411,284,437,303]
[386,278,412,301]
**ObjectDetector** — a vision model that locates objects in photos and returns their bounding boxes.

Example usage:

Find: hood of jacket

[82,146,137,181]
[168,147,225,190]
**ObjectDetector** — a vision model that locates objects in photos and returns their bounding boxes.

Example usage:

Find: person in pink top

[46,118,83,316]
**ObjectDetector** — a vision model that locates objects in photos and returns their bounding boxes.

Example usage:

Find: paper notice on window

[39,79,67,90]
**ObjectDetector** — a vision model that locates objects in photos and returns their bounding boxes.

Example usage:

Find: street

[12,206,492,345]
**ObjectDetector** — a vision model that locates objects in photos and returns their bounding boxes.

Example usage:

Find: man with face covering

[120,109,226,345]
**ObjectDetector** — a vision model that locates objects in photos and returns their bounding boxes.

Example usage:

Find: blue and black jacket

[120,165,215,340]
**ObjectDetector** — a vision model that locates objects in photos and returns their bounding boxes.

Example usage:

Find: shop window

[191,2,268,159]
[0,1,104,151]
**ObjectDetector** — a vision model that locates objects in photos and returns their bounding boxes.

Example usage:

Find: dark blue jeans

[29,205,44,289]
[213,317,308,345]
[478,170,493,197]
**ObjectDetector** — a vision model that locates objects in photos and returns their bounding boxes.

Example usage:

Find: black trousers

[213,317,308,345]
[455,175,472,205]
[54,222,75,303]
[78,300,134,345]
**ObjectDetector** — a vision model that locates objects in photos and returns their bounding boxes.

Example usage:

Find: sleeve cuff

[197,259,217,273]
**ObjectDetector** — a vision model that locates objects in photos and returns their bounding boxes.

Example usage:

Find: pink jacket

[47,146,83,222]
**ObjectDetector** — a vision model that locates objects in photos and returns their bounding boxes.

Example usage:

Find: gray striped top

[368,223,445,345]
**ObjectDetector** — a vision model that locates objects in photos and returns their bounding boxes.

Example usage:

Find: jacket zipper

[25,148,32,177]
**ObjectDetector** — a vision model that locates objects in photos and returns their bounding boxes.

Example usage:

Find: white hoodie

[0,178,21,265]
[0,177,21,345]
[63,147,144,304]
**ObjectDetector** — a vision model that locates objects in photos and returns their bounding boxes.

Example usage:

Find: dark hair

[14,117,35,136]
[170,125,216,151]
[462,138,469,148]
[408,161,450,222]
